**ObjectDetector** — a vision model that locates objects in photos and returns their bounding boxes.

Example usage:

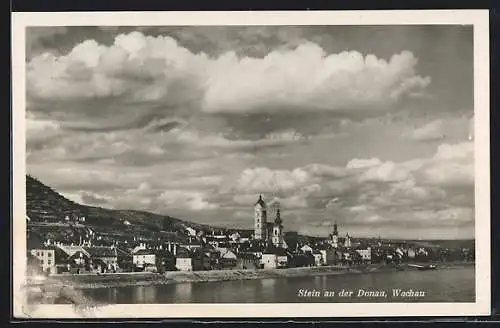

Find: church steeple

[274,208,282,226]
[333,222,338,236]
[255,194,266,207]
[254,194,267,240]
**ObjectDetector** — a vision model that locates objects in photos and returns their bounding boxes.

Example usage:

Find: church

[253,195,285,248]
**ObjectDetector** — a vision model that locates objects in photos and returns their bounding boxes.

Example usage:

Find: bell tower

[272,208,284,247]
[254,195,267,240]
[331,222,339,248]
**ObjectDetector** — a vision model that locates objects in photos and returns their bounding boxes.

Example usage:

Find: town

[26,176,474,277]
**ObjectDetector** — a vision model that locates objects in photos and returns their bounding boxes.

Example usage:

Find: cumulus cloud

[404,119,446,142]
[232,141,473,230]
[236,167,311,193]
[203,45,430,114]
[27,32,430,125]
[158,190,219,211]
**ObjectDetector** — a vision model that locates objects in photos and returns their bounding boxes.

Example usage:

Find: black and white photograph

[12,10,490,318]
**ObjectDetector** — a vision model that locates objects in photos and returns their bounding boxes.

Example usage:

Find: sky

[25,25,475,239]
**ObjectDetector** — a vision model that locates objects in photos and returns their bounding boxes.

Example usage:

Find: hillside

[26,175,211,233]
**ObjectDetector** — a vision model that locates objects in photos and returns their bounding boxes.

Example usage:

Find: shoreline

[36,261,474,290]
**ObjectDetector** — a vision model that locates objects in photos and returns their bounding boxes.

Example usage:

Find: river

[82,266,474,303]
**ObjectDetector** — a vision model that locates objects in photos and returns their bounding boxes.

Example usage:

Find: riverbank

[38,261,474,290]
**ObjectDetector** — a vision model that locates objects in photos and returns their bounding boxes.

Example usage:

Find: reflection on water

[133,285,157,303]
[173,283,193,303]
[83,266,474,304]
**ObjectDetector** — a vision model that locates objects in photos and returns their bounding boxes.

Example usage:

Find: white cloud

[203,45,430,114]
[158,190,219,211]
[27,32,430,119]
[346,158,383,169]
[360,161,412,182]
[404,119,445,142]
[236,167,311,193]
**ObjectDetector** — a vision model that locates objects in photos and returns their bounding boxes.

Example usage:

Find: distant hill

[26,175,212,233]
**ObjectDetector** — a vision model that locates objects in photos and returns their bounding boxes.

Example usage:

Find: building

[261,246,288,269]
[133,249,156,270]
[344,233,352,248]
[300,244,313,253]
[254,195,267,240]
[271,208,284,248]
[312,251,323,266]
[356,247,372,263]
[84,246,119,272]
[176,249,193,271]
[319,247,338,265]
[29,247,57,274]
[329,222,339,248]
[216,247,238,269]
[236,253,261,269]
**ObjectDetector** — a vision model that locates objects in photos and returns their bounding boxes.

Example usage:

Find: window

[41,260,44,264]
[47,260,51,265]
[48,252,52,257]
[36,252,40,257]
[41,251,44,256]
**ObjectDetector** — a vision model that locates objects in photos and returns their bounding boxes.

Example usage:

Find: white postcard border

[12,9,491,318]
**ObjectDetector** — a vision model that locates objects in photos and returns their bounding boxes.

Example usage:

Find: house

[191,248,211,271]
[407,248,416,258]
[236,253,261,270]
[85,246,119,272]
[261,247,288,269]
[356,247,372,263]
[131,243,147,255]
[57,245,90,258]
[216,247,238,269]
[155,250,177,272]
[312,251,323,266]
[176,247,194,271]
[300,245,314,254]
[185,227,197,237]
[319,248,338,265]
[230,232,241,242]
[132,249,156,270]
[116,247,133,272]
[29,247,58,274]
[68,250,91,273]
[261,253,278,269]
[288,252,315,267]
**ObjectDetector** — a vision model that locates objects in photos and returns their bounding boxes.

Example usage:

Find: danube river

[82,265,474,303]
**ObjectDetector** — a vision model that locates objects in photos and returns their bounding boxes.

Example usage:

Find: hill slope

[26,175,211,233]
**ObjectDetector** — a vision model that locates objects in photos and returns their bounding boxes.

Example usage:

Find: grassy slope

[26,175,211,233]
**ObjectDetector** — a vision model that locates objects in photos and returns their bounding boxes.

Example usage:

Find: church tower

[331,222,339,248]
[272,208,284,248]
[344,232,352,248]
[254,195,267,240]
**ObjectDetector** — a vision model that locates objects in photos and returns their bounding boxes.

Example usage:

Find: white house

[261,253,277,269]
[185,227,197,237]
[356,247,372,262]
[300,245,313,253]
[312,251,323,266]
[276,254,288,268]
[132,249,156,269]
[30,247,57,274]
[176,257,193,271]
[131,243,147,254]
